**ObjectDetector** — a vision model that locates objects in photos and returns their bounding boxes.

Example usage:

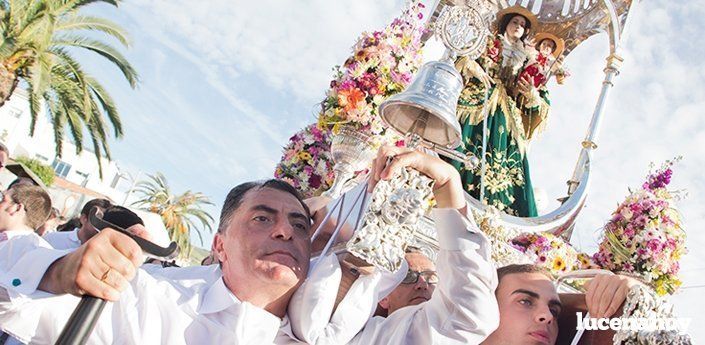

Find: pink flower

[308,174,322,189]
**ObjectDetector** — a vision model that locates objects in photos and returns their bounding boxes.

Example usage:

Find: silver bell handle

[420,141,480,171]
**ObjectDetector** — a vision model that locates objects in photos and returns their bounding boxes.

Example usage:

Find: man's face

[0,151,8,171]
[215,187,311,293]
[0,189,22,230]
[483,272,561,345]
[381,252,437,314]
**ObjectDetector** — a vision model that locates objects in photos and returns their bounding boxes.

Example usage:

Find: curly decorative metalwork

[346,167,435,272]
[436,3,495,59]
[614,285,692,344]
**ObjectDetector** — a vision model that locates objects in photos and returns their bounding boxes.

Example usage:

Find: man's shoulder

[42,230,78,249]
[136,264,221,291]
[42,230,72,242]
[0,230,49,247]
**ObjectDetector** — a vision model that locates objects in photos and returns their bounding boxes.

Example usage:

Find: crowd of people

[0,140,680,345]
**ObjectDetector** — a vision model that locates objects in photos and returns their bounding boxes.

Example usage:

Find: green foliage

[0,0,139,177]
[14,155,54,186]
[131,173,214,259]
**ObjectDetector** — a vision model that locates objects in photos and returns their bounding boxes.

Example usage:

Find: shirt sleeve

[0,233,69,297]
[0,233,73,343]
[350,206,500,345]
[289,253,406,345]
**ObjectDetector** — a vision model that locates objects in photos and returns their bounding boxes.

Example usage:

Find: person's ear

[379,296,390,310]
[213,233,226,263]
[8,203,22,216]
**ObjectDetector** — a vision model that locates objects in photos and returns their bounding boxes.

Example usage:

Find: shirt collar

[68,228,80,244]
[197,276,240,315]
[0,229,32,242]
[197,276,285,331]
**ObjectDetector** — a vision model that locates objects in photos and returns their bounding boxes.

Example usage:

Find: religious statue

[449,5,551,217]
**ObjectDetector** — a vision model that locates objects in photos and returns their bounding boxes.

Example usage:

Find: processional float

[314,0,639,270]
[310,0,641,343]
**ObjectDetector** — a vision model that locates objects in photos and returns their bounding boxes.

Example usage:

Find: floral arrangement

[274,123,336,198]
[317,0,426,139]
[592,157,686,296]
[472,207,532,266]
[511,232,580,275]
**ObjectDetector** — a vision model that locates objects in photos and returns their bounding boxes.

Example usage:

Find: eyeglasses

[401,270,439,285]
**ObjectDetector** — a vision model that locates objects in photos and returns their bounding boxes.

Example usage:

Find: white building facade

[0,88,134,209]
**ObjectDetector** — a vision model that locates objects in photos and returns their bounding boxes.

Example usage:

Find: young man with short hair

[0,185,52,234]
[43,198,112,250]
[481,264,689,345]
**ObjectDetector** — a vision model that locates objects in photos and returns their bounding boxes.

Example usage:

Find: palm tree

[0,0,138,176]
[132,173,214,259]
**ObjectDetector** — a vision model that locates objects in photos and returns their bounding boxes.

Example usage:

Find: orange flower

[338,87,366,113]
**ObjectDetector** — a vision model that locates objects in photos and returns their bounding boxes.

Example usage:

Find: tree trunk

[0,62,19,107]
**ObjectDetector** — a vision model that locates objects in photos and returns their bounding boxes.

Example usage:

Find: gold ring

[100,268,112,282]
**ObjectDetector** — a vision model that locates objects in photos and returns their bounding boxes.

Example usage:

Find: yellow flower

[552,257,566,272]
[297,151,312,162]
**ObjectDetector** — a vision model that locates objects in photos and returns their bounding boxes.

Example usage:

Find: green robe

[448,35,551,217]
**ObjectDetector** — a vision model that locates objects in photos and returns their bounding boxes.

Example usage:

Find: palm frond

[55,14,129,46]
[52,34,138,87]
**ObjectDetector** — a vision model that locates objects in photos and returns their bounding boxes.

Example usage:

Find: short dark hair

[100,206,144,230]
[57,217,81,232]
[497,264,552,284]
[9,184,52,230]
[80,198,112,216]
[498,13,532,41]
[217,179,310,234]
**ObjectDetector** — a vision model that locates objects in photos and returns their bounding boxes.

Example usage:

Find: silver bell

[379,60,464,149]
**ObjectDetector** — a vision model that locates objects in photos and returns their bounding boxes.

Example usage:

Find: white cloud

[126,0,403,102]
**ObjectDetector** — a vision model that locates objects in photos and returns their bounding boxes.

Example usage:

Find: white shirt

[42,228,82,250]
[287,208,500,345]
[349,208,499,345]
[0,264,304,344]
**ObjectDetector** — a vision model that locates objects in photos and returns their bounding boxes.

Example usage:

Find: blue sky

[69,0,705,340]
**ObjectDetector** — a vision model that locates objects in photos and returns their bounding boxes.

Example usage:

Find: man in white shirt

[480,264,652,345]
[378,248,437,315]
[43,198,111,250]
[0,184,53,344]
[0,179,313,344]
[289,146,499,345]
[0,147,499,344]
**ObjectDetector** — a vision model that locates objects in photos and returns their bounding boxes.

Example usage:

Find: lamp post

[114,167,141,206]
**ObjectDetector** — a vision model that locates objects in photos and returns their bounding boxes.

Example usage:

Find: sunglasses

[401,269,439,285]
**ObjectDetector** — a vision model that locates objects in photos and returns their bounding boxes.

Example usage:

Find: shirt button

[11,278,21,287]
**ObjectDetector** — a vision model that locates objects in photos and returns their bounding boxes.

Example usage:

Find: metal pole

[566,54,623,197]
[121,170,141,206]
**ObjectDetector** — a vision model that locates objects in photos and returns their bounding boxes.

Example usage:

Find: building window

[8,108,22,119]
[52,159,72,178]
